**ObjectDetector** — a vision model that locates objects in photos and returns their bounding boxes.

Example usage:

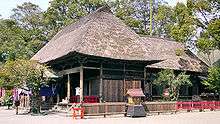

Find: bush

[3,90,13,108]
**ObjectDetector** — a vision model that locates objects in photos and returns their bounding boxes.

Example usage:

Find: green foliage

[203,67,220,93]
[0,59,49,113]
[207,19,220,48]
[154,2,196,42]
[44,0,105,39]
[197,37,216,54]
[2,90,13,108]
[0,2,46,62]
[175,48,184,56]
[153,69,192,101]
[0,59,48,90]
[113,0,166,35]
[154,4,174,37]
[188,0,220,64]
[169,3,195,42]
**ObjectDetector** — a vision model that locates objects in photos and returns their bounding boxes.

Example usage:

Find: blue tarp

[40,86,57,96]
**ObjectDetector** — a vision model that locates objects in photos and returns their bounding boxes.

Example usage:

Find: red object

[72,107,85,119]
[70,96,99,103]
[163,88,169,97]
[176,101,220,111]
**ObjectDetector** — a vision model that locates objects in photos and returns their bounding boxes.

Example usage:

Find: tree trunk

[30,90,41,114]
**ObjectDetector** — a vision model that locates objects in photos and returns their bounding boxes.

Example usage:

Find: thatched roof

[31,6,208,73]
[31,6,157,63]
[198,50,220,67]
[142,37,208,72]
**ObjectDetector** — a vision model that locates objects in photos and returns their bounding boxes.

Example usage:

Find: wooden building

[31,6,208,103]
[141,37,208,98]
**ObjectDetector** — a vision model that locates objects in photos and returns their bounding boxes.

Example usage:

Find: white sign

[75,87,80,96]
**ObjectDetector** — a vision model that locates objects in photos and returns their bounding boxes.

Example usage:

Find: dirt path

[1,107,220,124]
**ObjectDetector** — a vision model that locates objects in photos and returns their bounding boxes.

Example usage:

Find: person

[14,100,20,114]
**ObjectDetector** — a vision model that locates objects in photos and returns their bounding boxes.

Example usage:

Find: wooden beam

[67,74,70,101]
[59,66,144,73]
[80,65,84,103]
[99,63,103,102]
[83,66,100,70]
[58,67,80,76]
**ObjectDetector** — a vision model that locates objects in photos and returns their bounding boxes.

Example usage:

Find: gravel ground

[1,107,220,124]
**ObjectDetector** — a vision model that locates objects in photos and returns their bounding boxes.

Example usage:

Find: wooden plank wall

[89,79,100,96]
[103,80,141,102]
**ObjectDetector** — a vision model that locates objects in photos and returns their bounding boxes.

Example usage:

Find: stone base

[126,105,146,117]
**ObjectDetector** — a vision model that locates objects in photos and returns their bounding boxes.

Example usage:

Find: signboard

[75,87,80,96]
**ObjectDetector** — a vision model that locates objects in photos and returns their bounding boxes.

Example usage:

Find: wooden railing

[176,101,220,111]
[57,101,220,117]
[143,102,176,114]
[82,102,126,117]
[70,96,99,103]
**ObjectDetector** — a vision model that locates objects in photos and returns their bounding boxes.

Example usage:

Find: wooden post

[57,94,60,103]
[99,63,103,102]
[123,63,126,100]
[89,81,92,96]
[145,67,152,100]
[144,67,146,94]
[150,81,153,101]
[80,65,84,103]
[67,74,70,101]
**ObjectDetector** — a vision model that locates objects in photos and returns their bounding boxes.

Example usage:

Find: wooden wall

[88,79,100,96]
[102,80,141,102]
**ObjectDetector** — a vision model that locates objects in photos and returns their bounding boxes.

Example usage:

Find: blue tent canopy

[40,86,57,96]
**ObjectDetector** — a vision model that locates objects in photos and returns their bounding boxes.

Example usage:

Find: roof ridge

[51,5,112,42]
[95,5,112,13]
[141,35,177,42]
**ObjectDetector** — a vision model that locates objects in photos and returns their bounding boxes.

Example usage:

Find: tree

[11,2,47,42]
[0,59,49,114]
[0,3,46,63]
[153,69,192,101]
[153,2,197,44]
[170,3,196,43]
[112,0,165,35]
[154,4,174,38]
[203,67,220,97]
[111,0,141,33]
[44,0,105,40]
[187,0,220,66]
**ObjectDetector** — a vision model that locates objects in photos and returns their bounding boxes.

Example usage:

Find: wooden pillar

[80,65,84,103]
[57,94,60,103]
[99,63,103,102]
[150,80,153,101]
[123,63,126,99]
[145,68,152,100]
[185,86,189,96]
[144,67,146,94]
[89,81,92,96]
[67,74,70,101]
[196,84,199,95]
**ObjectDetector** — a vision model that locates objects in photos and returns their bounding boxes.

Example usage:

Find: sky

[0,0,187,19]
